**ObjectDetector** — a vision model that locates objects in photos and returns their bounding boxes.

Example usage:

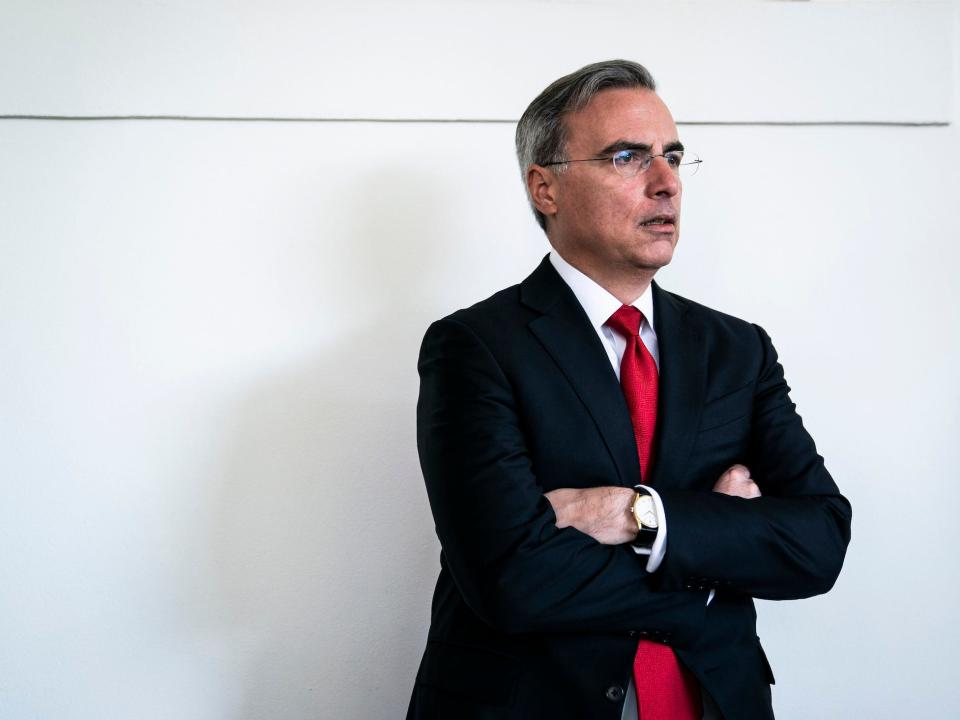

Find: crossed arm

[546,464,761,545]
[545,324,850,602]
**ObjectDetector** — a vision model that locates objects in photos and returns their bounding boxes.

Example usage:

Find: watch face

[635,496,659,529]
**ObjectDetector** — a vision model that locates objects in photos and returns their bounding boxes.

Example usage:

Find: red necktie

[606,305,701,720]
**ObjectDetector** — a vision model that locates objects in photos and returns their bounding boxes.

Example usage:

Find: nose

[644,156,680,198]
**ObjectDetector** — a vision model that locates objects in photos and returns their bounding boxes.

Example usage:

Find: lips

[640,214,676,227]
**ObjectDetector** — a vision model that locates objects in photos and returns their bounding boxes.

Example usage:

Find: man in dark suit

[407,60,851,720]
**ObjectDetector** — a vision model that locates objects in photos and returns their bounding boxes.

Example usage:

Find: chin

[633,246,676,272]
[640,258,673,272]
[650,237,678,268]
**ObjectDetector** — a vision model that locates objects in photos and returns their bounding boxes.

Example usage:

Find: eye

[613,149,639,164]
[664,151,684,167]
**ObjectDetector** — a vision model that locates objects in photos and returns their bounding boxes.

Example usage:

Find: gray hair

[515,59,657,230]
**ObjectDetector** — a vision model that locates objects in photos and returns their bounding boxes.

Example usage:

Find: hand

[712,464,761,499]
[544,487,638,544]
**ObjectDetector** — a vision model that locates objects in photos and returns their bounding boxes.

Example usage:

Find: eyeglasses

[542,149,702,179]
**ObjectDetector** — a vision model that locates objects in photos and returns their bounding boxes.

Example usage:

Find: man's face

[542,88,683,283]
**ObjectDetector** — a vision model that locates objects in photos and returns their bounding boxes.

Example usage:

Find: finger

[722,465,748,481]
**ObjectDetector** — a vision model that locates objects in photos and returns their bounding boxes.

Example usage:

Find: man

[407,60,851,720]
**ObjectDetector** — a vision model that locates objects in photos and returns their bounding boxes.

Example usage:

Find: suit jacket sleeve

[654,324,852,600]
[417,316,708,642]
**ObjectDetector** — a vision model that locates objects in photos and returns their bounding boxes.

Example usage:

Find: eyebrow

[597,139,685,156]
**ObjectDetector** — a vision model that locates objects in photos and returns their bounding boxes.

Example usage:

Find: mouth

[639,214,677,231]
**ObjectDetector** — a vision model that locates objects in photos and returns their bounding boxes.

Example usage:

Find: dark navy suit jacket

[408,256,851,720]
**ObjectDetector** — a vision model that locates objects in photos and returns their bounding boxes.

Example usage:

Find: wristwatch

[631,488,659,550]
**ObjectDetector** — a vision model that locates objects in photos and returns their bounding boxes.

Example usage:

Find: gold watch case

[631,493,659,530]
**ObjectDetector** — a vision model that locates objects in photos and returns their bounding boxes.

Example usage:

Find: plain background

[1,1,958,718]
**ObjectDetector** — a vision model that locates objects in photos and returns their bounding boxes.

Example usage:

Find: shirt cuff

[631,484,666,573]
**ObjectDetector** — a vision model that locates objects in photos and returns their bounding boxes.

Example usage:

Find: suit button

[605,685,625,702]
[627,630,638,638]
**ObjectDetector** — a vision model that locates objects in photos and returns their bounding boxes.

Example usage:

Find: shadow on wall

[210,166,453,718]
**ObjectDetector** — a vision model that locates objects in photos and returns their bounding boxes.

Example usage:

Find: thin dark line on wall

[680,120,949,127]
[0,115,509,123]
[0,114,950,127]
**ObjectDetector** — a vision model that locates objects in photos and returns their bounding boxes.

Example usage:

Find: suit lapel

[521,257,640,488]
[649,282,708,489]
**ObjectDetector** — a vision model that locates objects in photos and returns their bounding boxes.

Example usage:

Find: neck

[553,248,656,305]
[593,272,655,305]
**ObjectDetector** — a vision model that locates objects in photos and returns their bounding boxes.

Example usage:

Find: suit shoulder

[659,287,760,336]
[418,283,534,374]
[430,283,531,336]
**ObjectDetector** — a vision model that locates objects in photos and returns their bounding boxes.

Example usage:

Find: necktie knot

[606,304,643,338]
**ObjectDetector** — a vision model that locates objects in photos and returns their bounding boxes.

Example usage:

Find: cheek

[602,188,638,222]
[574,187,620,226]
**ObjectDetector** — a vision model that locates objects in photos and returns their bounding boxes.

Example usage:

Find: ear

[526,165,559,221]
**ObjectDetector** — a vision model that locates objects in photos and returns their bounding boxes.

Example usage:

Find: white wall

[1,2,958,718]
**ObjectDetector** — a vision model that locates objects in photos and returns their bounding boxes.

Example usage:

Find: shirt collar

[548,250,655,334]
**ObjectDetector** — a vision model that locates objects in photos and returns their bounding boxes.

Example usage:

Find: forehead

[563,88,678,151]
